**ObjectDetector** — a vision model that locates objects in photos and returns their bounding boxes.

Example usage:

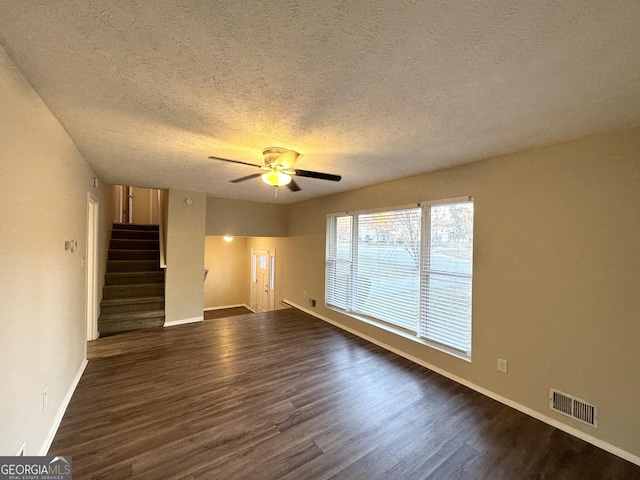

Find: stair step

[99,309,166,322]
[107,260,161,273]
[100,296,165,315]
[105,271,164,285]
[99,319,165,335]
[112,223,159,232]
[99,310,165,335]
[111,229,159,240]
[110,239,160,250]
[103,283,164,299]
[109,249,159,261]
[101,223,165,335]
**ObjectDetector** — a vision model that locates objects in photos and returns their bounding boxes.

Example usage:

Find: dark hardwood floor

[203,306,252,320]
[51,308,640,479]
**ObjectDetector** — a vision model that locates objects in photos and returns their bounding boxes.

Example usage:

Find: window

[326,198,473,357]
[420,200,474,354]
[326,215,352,310]
[251,253,257,283]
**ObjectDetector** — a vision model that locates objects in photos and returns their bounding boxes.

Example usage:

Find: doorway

[114,185,160,224]
[250,248,276,312]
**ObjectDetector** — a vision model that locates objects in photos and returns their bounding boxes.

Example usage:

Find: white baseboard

[284,300,640,467]
[164,316,203,327]
[204,304,248,311]
[40,359,88,456]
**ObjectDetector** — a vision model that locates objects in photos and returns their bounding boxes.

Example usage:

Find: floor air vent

[550,389,597,428]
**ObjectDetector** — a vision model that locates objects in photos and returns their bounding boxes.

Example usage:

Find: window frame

[325,197,473,360]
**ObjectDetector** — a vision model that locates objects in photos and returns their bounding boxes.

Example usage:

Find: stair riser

[103,284,164,299]
[110,239,160,250]
[101,301,165,315]
[109,250,159,261]
[107,260,161,273]
[111,230,159,240]
[112,223,159,232]
[105,273,164,285]
[99,317,165,334]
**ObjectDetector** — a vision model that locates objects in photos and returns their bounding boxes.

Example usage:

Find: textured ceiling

[1,1,639,204]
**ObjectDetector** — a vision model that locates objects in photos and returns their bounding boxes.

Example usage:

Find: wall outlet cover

[497,358,508,374]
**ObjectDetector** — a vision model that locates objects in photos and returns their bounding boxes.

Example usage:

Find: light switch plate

[497,358,508,374]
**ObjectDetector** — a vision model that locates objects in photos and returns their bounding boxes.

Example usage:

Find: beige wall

[204,237,249,309]
[165,189,207,324]
[282,127,640,459]
[0,46,108,455]
[203,236,290,311]
[102,182,115,244]
[204,195,289,310]
[206,197,288,237]
[131,186,153,224]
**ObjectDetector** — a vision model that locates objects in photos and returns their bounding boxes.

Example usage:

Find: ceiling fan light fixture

[261,170,292,187]
[210,147,340,194]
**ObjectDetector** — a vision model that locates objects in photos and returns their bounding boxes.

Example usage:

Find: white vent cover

[550,388,598,428]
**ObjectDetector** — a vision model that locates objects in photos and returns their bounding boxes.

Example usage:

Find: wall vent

[550,388,597,428]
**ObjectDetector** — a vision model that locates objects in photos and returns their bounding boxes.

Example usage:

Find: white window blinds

[326,207,422,333]
[326,199,474,358]
[353,208,421,332]
[326,215,352,311]
[420,201,474,354]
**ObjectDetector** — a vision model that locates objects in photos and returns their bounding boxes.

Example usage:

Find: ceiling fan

[209,147,341,195]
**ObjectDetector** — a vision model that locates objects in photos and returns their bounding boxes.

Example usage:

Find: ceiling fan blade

[209,156,262,168]
[293,169,341,182]
[287,178,301,192]
[230,173,262,183]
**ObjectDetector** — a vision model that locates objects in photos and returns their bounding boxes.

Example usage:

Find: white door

[250,248,276,312]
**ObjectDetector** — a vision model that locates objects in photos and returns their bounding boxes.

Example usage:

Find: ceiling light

[261,170,292,187]
[223,235,233,242]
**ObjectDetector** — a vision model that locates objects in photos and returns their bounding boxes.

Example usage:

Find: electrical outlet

[303,291,307,298]
[42,389,48,410]
[497,358,508,374]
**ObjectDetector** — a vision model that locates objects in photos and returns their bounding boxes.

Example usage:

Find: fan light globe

[261,170,292,187]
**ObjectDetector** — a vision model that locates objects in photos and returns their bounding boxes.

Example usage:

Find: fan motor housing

[263,147,298,169]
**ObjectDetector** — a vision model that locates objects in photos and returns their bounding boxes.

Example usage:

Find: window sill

[327,305,471,362]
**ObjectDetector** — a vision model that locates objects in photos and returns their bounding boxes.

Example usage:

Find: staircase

[98,223,165,336]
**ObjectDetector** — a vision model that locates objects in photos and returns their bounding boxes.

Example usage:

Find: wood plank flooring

[51,308,640,479]
[203,306,252,320]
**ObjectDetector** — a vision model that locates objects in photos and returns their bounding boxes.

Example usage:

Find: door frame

[86,194,99,341]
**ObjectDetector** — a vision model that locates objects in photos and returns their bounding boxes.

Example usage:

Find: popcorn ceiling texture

[0,0,639,203]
